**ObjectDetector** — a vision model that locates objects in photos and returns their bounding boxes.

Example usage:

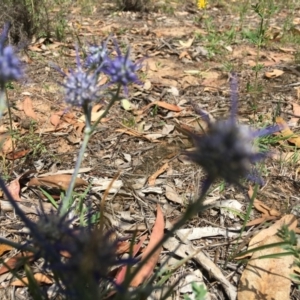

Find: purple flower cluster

[61,39,142,107]
[63,67,101,107]
[102,43,142,89]
[85,41,109,70]
[187,73,280,190]
[29,210,127,298]
[0,23,23,86]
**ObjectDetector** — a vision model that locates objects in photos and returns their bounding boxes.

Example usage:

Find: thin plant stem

[241,184,259,235]
[0,84,15,176]
[92,84,122,130]
[61,130,91,215]
[118,184,210,297]
[0,237,36,253]
[61,84,122,215]
[5,87,15,175]
[225,183,259,265]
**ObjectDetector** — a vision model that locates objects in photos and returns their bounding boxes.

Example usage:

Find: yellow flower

[197,0,207,9]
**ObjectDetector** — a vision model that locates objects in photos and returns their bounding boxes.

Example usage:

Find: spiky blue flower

[0,24,23,86]
[29,209,132,298]
[63,68,100,107]
[186,73,280,190]
[61,50,101,107]
[103,41,142,92]
[85,40,109,70]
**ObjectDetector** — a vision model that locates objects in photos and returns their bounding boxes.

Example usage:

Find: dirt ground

[1,0,300,299]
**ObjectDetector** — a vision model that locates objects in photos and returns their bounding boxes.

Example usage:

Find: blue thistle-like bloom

[187,73,280,190]
[29,209,130,298]
[61,50,101,107]
[0,23,23,86]
[103,41,142,91]
[85,40,109,70]
[63,68,100,107]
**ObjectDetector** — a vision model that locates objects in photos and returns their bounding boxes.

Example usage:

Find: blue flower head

[85,40,109,71]
[29,209,131,298]
[187,73,280,190]
[61,49,102,107]
[0,23,23,86]
[103,40,142,93]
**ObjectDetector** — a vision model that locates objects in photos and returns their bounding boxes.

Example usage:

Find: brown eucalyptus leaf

[11,273,53,286]
[28,175,88,190]
[130,205,164,286]
[238,235,293,300]
[23,97,38,120]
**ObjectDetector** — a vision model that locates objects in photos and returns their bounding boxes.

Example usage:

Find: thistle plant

[85,40,110,70]
[0,22,285,299]
[32,212,127,299]
[0,22,23,113]
[0,23,23,86]
[120,73,281,296]
[102,41,142,93]
[60,39,142,214]
[0,23,23,174]
[0,25,141,298]
[186,73,280,192]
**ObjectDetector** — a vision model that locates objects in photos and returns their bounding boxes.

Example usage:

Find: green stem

[61,127,91,215]
[4,87,15,175]
[225,183,258,265]
[60,84,122,215]
[118,187,209,298]
[0,83,15,175]
[92,84,122,131]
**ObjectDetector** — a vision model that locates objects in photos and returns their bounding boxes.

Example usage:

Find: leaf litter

[1,1,300,299]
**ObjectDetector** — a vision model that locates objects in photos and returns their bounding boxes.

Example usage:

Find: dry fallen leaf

[1,136,13,154]
[50,113,62,127]
[271,150,300,163]
[245,216,277,227]
[238,234,293,300]
[0,252,34,275]
[28,175,88,191]
[143,101,182,113]
[276,116,300,147]
[130,205,164,286]
[290,102,300,125]
[165,185,183,204]
[248,186,281,219]
[6,177,22,201]
[23,97,38,120]
[249,214,297,251]
[265,69,284,78]
[179,50,192,60]
[0,244,12,256]
[148,162,169,186]
[11,273,53,286]
[178,37,194,48]
[115,235,147,285]
[6,149,31,160]
[253,199,281,217]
